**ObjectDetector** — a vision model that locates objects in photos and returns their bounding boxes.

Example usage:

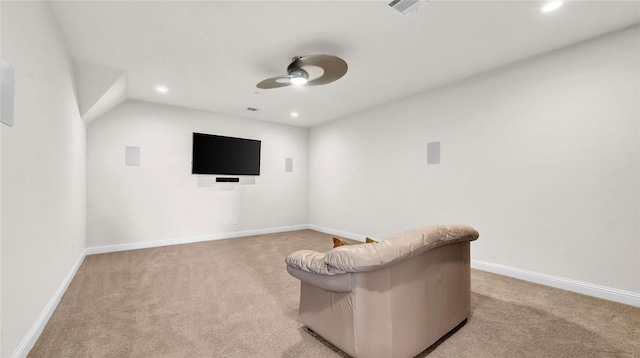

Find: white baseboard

[471,259,640,307]
[85,224,308,255]
[13,224,307,357]
[15,225,639,358]
[12,252,86,358]
[306,224,366,242]
[310,225,640,307]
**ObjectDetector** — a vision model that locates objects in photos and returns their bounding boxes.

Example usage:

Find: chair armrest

[285,249,347,275]
[285,250,352,292]
[285,250,331,274]
[286,266,352,293]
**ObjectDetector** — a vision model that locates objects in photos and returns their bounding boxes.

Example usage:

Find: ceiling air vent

[388,0,428,16]
[246,107,259,112]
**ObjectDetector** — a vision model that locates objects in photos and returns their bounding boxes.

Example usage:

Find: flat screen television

[192,132,261,175]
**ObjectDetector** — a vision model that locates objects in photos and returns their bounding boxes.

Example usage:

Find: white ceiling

[49,0,640,127]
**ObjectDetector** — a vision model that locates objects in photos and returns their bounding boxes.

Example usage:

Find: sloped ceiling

[72,61,127,123]
[49,0,640,127]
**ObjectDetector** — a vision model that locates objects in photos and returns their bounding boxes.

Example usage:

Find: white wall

[309,25,640,294]
[87,100,308,247]
[0,2,87,356]
[0,3,4,355]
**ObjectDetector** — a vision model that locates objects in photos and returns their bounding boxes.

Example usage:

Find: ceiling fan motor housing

[287,58,304,73]
[287,58,309,82]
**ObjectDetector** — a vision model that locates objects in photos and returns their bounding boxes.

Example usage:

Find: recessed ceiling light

[542,1,563,12]
[290,112,299,118]
[155,85,169,93]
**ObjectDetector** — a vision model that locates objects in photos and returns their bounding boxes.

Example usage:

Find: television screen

[192,133,261,175]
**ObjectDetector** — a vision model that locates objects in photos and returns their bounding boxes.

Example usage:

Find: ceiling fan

[256,55,348,89]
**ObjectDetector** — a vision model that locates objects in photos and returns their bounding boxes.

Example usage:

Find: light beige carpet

[29,230,640,357]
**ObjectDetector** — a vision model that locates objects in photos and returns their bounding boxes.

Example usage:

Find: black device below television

[192,132,261,175]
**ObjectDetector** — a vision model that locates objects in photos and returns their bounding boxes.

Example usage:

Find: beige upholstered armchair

[285,225,479,358]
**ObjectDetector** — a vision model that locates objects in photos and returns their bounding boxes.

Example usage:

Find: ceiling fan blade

[297,55,348,86]
[257,55,347,89]
[256,75,293,89]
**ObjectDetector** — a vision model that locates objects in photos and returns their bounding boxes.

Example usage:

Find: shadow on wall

[195,176,255,190]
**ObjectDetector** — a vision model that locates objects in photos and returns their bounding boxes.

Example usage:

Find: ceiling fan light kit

[257,55,348,89]
[288,68,309,85]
